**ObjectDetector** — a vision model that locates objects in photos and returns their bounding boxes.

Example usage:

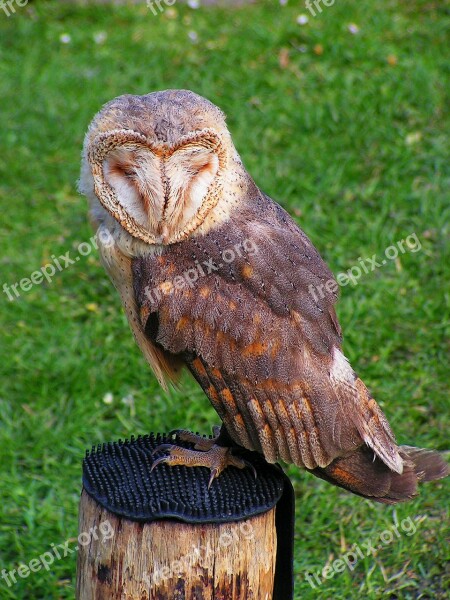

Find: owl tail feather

[309,445,448,504]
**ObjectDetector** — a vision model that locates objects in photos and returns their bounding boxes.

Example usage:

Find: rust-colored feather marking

[191,356,207,377]
[301,393,329,467]
[176,316,190,331]
[241,264,253,278]
[242,342,268,357]
[256,380,292,463]
[207,366,260,448]
[247,398,266,429]
[232,413,252,448]
[284,401,308,467]
[354,377,403,473]
[327,465,362,489]
[251,392,278,463]
[189,357,254,450]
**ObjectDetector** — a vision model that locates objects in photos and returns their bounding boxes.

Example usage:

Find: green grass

[0,1,449,598]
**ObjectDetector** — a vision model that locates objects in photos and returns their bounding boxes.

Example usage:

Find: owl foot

[150,436,256,489]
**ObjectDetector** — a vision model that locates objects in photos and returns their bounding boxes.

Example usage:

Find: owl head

[80,90,247,248]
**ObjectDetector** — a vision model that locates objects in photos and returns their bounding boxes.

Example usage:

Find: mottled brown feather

[133,192,359,468]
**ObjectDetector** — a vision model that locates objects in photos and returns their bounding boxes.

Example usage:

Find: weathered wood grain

[76,489,277,599]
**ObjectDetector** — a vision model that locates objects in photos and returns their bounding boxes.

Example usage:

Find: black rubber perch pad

[82,433,285,524]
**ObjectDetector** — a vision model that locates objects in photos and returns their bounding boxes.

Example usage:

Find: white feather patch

[330,348,355,385]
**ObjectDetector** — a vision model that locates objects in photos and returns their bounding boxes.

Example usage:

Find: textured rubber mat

[82,433,285,524]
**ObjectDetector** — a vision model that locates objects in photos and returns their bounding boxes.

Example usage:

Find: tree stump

[76,489,277,599]
[75,434,294,599]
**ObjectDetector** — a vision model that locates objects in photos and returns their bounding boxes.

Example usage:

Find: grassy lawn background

[0,1,448,598]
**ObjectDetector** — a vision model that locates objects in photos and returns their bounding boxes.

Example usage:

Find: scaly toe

[168,428,218,451]
[149,442,253,488]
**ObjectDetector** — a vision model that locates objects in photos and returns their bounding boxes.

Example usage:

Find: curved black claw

[208,468,220,490]
[150,454,172,473]
[242,458,258,480]
[151,443,175,457]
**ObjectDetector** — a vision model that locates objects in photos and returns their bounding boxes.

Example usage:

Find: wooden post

[76,489,277,599]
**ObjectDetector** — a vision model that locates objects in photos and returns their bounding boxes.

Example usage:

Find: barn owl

[79,90,448,502]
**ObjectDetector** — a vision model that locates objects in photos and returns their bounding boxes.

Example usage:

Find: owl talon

[151,443,176,457]
[149,454,174,472]
[242,459,258,480]
[149,441,250,488]
[208,467,221,489]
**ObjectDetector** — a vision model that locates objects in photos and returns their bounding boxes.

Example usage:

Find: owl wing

[133,193,401,471]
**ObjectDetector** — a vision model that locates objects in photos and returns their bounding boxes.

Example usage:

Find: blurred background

[0,1,448,598]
